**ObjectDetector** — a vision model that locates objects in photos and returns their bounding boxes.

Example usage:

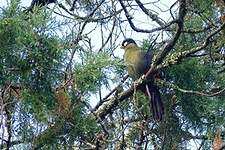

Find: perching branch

[94,82,134,119]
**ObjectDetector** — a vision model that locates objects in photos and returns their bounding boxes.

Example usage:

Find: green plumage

[122,39,164,121]
[124,43,152,80]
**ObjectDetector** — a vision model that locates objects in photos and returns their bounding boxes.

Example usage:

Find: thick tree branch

[94,82,134,119]
[159,23,225,69]
[146,0,186,77]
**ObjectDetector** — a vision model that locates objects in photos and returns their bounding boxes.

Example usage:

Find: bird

[121,38,164,121]
[27,0,56,12]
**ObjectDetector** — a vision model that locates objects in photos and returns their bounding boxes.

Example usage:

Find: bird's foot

[141,75,146,80]
[133,80,139,88]
[136,75,146,84]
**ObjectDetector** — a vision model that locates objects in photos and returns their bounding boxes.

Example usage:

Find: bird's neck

[124,44,141,63]
[124,44,140,52]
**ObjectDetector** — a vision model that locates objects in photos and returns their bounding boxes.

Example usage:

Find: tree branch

[157,79,225,97]
[135,0,166,27]
[118,0,178,33]
[93,75,128,112]
[146,0,186,77]
[94,83,134,119]
[159,22,225,69]
[58,2,123,23]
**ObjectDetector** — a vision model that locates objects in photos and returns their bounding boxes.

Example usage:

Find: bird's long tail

[145,84,164,121]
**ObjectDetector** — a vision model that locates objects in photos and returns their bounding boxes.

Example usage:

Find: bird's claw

[137,75,146,84]
[133,80,139,88]
[141,75,146,80]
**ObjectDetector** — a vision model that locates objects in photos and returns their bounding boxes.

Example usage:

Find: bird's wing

[136,50,152,76]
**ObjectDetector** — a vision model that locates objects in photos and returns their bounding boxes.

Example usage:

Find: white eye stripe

[124,41,128,46]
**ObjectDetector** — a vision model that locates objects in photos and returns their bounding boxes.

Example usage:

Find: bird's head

[120,38,137,49]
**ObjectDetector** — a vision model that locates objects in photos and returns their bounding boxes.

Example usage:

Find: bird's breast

[124,47,152,80]
[124,50,143,79]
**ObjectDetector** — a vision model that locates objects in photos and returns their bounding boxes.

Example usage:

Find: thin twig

[93,75,128,111]
[157,79,225,97]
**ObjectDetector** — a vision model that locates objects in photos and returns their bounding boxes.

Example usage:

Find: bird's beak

[120,46,125,49]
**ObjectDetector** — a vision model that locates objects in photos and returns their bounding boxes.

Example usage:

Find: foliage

[1,0,225,149]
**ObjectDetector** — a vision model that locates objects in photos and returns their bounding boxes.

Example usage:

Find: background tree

[0,0,225,149]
